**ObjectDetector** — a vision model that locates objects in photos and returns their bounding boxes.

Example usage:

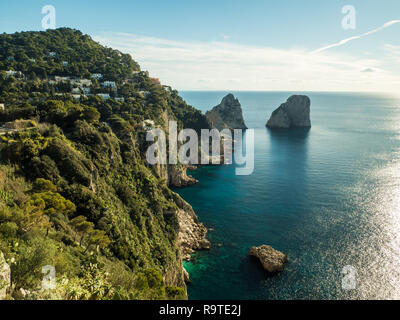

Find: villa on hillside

[54,76,70,83]
[71,79,92,87]
[91,73,103,80]
[150,77,161,86]
[97,93,111,100]
[5,70,24,78]
[101,81,117,88]
[142,119,155,131]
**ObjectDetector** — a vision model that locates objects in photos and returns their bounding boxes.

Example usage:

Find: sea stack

[250,245,288,273]
[206,94,247,130]
[266,95,311,129]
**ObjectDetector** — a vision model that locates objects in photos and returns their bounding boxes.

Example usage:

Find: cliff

[206,94,247,130]
[266,95,311,129]
[0,28,211,300]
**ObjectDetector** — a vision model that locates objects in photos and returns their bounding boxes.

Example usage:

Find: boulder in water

[250,245,288,273]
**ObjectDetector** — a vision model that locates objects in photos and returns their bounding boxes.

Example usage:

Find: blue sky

[1,0,400,91]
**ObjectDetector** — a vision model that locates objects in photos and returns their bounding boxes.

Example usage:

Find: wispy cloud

[311,20,400,54]
[93,32,400,92]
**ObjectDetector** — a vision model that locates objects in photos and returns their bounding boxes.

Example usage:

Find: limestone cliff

[206,94,247,130]
[266,95,311,129]
[172,193,210,261]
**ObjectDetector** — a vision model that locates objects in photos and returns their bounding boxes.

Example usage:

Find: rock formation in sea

[0,252,10,300]
[250,245,288,273]
[206,94,248,130]
[266,95,311,129]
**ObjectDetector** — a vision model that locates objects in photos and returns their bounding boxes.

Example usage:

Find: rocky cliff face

[266,95,311,129]
[169,165,198,188]
[0,252,10,300]
[172,193,210,261]
[206,94,247,130]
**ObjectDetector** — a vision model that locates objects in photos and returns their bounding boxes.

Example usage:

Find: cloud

[220,34,231,41]
[93,32,400,92]
[361,68,375,73]
[311,20,400,54]
[384,44,400,63]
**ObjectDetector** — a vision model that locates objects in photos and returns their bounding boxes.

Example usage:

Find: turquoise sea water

[175,91,400,300]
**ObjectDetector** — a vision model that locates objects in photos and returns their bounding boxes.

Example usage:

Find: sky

[1,0,400,92]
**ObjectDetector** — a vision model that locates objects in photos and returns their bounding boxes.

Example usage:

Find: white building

[29,58,36,63]
[5,70,23,78]
[101,81,117,88]
[79,79,92,87]
[97,94,110,100]
[49,52,56,58]
[55,76,70,83]
[72,95,82,100]
[71,79,92,87]
[91,73,103,80]
[82,87,91,95]
[142,120,155,131]
[0,104,5,111]
[72,88,81,94]
[139,91,150,98]
[62,61,68,67]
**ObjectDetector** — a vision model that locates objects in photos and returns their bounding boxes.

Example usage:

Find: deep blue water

[175,91,400,300]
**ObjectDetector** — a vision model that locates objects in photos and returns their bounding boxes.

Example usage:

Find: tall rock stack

[206,94,248,130]
[266,95,311,129]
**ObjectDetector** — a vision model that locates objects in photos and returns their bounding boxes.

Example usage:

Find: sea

[174,91,400,300]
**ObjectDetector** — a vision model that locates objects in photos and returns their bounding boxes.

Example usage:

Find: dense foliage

[0,28,210,300]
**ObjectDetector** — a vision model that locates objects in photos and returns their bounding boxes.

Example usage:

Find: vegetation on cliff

[0,28,210,300]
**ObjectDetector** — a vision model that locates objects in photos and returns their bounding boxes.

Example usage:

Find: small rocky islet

[266,95,311,129]
[206,93,248,130]
[250,245,288,273]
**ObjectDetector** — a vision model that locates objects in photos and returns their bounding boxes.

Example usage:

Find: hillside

[0,28,210,300]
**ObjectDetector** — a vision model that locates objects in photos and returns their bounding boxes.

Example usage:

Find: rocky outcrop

[250,245,288,273]
[206,94,247,131]
[172,193,210,261]
[0,252,11,300]
[183,267,190,283]
[266,95,311,129]
[169,165,198,188]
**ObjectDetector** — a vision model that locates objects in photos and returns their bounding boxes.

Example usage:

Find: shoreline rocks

[266,95,311,129]
[206,94,247,130]
[250,245,288,273]
[172,193,210,261]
